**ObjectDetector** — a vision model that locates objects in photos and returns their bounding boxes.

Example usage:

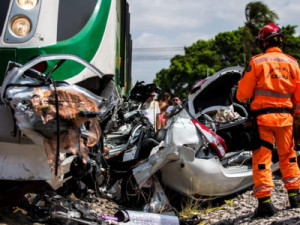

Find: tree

[215,28,245,66]
[282,25,300,60]
[154,29,245,98]
[245,1,278,36]
[154,39,221,98]
[243,1,279,60]
[154,2,300,98]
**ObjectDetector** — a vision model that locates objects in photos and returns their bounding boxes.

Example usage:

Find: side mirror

[179,146,195,162]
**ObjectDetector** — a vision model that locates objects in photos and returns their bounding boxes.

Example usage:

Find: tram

[0,0,132,93]
[0,0,132,189]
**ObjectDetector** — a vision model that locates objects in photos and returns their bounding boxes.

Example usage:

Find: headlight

[17,0,38,10]
[10,16,31,37]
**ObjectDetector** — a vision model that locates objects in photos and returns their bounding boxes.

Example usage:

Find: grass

[178,197,234,225]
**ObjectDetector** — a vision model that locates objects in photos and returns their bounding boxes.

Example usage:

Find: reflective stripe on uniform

[254,90,292,98]
[253,186,273,194]
[283,176,300,184]
[254,56,299,67]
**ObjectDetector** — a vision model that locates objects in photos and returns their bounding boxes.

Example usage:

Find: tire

[121,172,154,208]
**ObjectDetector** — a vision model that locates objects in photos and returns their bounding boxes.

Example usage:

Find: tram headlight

[17,0,38,10]
[10,16,31,37]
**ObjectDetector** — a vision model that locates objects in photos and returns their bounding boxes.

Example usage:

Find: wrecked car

[0,54,118,190]
[132,67,281,201]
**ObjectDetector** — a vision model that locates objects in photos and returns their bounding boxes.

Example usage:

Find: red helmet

[257,23,284,41]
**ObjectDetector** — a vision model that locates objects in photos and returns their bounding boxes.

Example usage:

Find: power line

[132,46,184,61]
[133,46,184,52]
[132,55,177,61]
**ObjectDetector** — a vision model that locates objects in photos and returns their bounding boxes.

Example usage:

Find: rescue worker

[236,23,300,217]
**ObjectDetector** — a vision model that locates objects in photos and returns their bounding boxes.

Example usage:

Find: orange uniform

[237,47,300,198]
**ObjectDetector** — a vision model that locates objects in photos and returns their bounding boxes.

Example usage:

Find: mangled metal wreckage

[0,59,285,207]
[132,67,281,201]
[0,54,119,189]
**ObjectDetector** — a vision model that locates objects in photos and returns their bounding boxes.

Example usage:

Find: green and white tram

[0,0,132,93]
[0,0,132,189]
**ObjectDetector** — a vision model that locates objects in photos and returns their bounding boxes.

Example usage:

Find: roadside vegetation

[154,1,300,98]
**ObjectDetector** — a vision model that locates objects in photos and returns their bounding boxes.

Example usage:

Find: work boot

[253,196,277,218]
[288,189,300,208]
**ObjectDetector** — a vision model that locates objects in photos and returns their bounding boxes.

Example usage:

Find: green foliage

[154,29,246,98]
[154,39,221,98]
[243,1,278,61]
[154,1,300,98]
[245,1,278,37]
[282,25,300,60]
[215,28,245,66]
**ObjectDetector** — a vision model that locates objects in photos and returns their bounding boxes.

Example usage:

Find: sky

[127,0,300,84]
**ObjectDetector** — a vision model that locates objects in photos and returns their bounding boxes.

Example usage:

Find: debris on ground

[1,172,300,225]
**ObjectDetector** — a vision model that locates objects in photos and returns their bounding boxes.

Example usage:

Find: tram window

[0,1,10,37]
[57,0,97,41]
